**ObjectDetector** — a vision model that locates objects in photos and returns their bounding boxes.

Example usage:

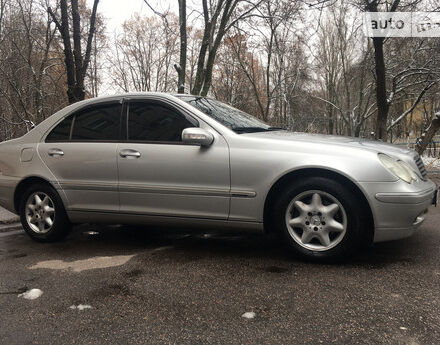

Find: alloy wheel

[285,190,347,251]
[25,192,56,234]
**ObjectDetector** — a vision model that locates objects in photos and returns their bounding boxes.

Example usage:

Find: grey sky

[86,0,178,34]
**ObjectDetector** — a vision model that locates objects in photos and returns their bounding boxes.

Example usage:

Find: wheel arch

[263,167,374,243]
[14,176,60,213]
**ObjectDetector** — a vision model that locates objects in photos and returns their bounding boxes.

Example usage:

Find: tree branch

[387,81,436,131]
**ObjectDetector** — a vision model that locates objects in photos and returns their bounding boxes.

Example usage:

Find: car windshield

[175,95,283,134]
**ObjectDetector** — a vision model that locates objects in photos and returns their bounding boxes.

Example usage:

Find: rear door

[117,99,230,219]
[38,101,122,212]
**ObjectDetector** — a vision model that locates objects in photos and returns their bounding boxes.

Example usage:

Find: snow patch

[400,326,408,330]
[151,246,174,252]
[29,255,136,272]
[83,231,100,236]
[18,288,43,300]
[69,304,93,311]
[242,311,256,319]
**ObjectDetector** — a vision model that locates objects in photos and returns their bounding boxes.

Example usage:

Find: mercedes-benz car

[0,93,437,260]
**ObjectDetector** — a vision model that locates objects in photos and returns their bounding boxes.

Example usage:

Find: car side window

[46,116,73,142]
[46,103,122,142]
[127,102,194,143]
[71,103,121,141]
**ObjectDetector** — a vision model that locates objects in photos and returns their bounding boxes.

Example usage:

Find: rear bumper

[0,175,19,213]
[359,179,437,243]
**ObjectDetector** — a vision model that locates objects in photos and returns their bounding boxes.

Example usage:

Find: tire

[19,183,71,242]
[271,176,366,262]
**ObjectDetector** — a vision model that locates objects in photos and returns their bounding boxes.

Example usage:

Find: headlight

[378,153,417,183]
[398,160,419,181]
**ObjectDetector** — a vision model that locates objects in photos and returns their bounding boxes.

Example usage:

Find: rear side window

[46,116,73,142]
[127,102,193,142]
[46,103,122,142]
[71,103,121,141]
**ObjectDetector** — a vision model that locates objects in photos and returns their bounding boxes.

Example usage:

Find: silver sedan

[0,93,437,261]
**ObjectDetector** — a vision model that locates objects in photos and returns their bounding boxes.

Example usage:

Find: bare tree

[212,34,266,118]
[0,0,67,140]
[226,0,304,123]
[312,1,376,137]
[48,0,99,103]
[190,0,262,96]
[110,14,179,93]
[363,0,402,141]
[385,39,439,136]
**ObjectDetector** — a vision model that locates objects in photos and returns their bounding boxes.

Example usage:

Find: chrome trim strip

[58,182,116,192]
[119,184,230,197]
[230,190,257,198]
[68,208,231,221]
[59,181,256,198]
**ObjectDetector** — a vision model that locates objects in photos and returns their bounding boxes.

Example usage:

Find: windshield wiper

[231,126,270,133]
[267,126,285,131]
[232,126,285,133]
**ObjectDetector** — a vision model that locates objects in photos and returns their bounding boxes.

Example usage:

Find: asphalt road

[1,207,439,344]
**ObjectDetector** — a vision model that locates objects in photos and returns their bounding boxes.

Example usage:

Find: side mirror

[182,128,214,147]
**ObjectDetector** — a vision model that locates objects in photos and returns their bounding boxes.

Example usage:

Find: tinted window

[128,102,193,142]
[71,103,121,141]
[46,116,73,142]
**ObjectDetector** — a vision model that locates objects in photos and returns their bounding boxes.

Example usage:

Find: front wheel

[271,177,366,262]
[19,183,71,242]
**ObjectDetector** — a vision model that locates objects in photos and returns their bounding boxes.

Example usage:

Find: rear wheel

[19,184,71,242]
[271,177,366,262]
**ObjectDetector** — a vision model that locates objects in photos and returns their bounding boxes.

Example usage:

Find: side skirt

[67,210,265,233]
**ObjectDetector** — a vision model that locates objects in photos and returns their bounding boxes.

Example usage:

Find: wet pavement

[1,207,439,344]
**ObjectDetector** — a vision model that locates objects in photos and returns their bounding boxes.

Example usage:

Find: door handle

[119,149,141,158]
[48,148,64,156]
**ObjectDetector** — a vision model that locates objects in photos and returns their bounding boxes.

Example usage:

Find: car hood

[243,131,413,156]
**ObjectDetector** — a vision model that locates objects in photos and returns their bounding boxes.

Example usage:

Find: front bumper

[359,179,437,242]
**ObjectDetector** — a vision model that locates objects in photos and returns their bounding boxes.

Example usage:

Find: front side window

[127,102,194,142]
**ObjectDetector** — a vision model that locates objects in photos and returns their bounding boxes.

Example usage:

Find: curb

[0,222,22,233]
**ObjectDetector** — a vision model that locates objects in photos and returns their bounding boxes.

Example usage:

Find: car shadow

[63,223,421,270]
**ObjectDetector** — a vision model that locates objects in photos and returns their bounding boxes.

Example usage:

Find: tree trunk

[416,112,440,155]
[48,0,99,104]
[365,0,401,141]
[191,0,237,96]
[328,107,334,134]
[71,0,84,101]
[190,0,211,95]
[58,0,76,103]
[372,36,388,141]
[177,0,186,93]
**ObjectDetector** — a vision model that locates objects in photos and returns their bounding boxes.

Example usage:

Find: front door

[117,99,230,219]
